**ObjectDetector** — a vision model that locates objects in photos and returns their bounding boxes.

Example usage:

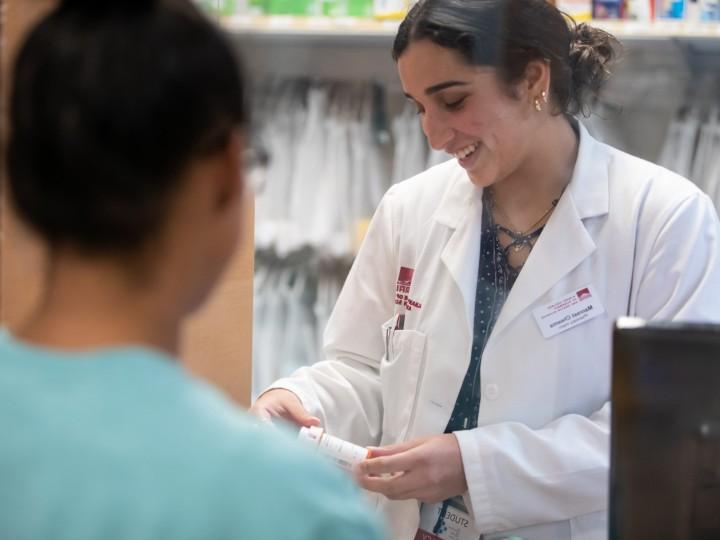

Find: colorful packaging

[195,0,249,14]
[324,0,374,17]
[266,0,322,15]
[373,0,409,19]
[698,0,720,20]
[556,0,593,22]
[248,0,267,13]
[592,0,624,18]
[626,0,653,20]
[655,0,685,18]
[348,0,374,17]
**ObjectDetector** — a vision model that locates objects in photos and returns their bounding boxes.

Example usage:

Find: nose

[421,110,453,151]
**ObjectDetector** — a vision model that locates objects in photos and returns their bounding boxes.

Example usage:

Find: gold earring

[534,98,543,112]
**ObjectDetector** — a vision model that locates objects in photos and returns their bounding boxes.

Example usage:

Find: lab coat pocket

[380,321,427,443]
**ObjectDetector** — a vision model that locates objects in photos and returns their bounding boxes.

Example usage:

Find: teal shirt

[0,330,384,540]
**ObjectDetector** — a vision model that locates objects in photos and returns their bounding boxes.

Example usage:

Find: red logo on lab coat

[397,266,414,286]
[576,288,592,301]
[395,266,422,311]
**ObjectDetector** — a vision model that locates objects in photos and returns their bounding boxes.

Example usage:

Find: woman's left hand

[354,434,468,504]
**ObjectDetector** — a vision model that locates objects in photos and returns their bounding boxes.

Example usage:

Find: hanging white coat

[268,124,720,540]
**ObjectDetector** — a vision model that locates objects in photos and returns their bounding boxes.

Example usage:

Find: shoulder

[379,158,472,226]
[0,348,383,540]
[603,142,708,213]
[387,158,467,204]
[595,142,718,259]
[576,138,716,239]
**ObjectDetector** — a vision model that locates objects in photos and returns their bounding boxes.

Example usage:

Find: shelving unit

[224,15,720,42]
[224,14,399,40]
[222,13,720,172]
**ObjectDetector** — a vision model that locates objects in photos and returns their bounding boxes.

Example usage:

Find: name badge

[532,285,605,339]
[416,496,477,540]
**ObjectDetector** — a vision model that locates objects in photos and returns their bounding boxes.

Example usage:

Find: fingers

[360,437,428,474]
[355,435,466,503]
[285,399,321,427]
[356,470,431,501]
[365,438,421,458]
[360,450,416,477]
[250,389,321,428]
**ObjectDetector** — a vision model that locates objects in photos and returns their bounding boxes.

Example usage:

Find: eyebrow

[404,80,470,100]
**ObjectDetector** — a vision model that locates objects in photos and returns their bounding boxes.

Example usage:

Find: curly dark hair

[393,0,619,117]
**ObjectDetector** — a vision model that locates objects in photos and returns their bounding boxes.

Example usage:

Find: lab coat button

[484,383,499,400]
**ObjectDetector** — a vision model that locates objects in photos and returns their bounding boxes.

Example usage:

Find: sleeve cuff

[260,378,323,417]
[453,429,503,533]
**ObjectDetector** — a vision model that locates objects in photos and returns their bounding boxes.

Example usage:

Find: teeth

[454,142,479,160]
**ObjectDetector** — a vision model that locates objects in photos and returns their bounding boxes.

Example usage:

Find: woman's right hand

[250,388,322,428]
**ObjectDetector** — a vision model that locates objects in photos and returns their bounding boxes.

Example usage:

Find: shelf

[594,19,720,40]
[223,15,400,41]
[223,15,720,42]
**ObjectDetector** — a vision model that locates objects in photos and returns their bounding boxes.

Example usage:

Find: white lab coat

[268,124,720,539]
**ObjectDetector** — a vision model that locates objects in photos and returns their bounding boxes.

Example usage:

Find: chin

[467,170,497,188]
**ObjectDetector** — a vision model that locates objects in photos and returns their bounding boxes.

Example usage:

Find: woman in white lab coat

[252,1,720,539]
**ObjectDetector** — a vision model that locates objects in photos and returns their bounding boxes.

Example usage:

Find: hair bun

[568,22,620,115]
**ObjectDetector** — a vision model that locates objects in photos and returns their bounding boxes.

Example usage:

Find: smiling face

[397,39,540,187]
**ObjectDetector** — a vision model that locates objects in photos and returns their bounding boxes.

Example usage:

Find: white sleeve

[263,187,400,447]
[457,190,720,533]
[630,191,720,322]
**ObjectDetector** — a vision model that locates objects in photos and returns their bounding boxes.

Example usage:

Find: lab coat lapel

[405,167,481,441]
[435,171,483,334]
[490,123,610,340]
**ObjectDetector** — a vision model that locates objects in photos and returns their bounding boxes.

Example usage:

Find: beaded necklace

[485,188,561,271]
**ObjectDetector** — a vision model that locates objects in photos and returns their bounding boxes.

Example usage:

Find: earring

[534,98,543,112]
[541,90,548,103]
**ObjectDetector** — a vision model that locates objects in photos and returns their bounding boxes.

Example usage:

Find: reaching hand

[250,389,321,428]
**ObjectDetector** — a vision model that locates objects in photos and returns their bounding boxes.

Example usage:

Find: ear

[519,59,551,107]
[214,130,245,212]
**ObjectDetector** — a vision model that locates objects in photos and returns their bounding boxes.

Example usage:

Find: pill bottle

[298,426,370,471]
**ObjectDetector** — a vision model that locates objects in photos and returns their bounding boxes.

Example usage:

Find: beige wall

[0,0,51,334]
[0,0,254,407]
[181,195,254,407]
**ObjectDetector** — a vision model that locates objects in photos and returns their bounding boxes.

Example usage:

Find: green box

[347,0,373,17]
[267,0,323,14]
[323,0,373,16]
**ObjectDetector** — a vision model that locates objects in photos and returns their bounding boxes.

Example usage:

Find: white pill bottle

[298,426,370,471]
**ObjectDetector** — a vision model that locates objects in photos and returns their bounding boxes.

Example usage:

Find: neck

[16,249,184,356]
[491,115,579,226]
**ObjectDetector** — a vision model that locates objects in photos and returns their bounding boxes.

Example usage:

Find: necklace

[488,188,560,254]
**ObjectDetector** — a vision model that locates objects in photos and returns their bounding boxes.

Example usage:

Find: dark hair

[392,0,619,116]
[8,0,248,253]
